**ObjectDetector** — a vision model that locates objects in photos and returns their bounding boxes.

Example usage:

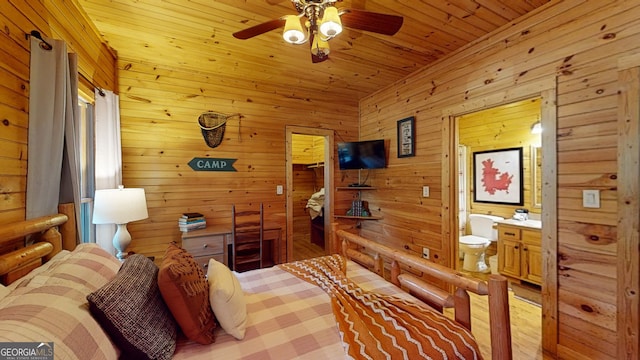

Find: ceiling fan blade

[266,0,287,4]
[340,9,403,35]
[233,18,286,39]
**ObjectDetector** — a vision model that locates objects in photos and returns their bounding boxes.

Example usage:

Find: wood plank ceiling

[79,0,551,101]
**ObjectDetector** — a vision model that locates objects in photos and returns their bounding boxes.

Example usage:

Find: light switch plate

[276,185,283,195]
[422,186,430,198]
[422,247,430,260]
[582,189,600,208]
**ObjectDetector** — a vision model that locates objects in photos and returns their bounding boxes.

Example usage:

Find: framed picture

[397,116,415,158]
[473,147,523,205]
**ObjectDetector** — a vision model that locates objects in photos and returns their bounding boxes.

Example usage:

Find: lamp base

[113,223,132,261]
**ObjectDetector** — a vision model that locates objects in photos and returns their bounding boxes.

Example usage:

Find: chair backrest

[232,203,264,272]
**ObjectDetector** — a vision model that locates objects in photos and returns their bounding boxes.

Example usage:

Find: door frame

[285,126,335,262]
[442,85,558,354]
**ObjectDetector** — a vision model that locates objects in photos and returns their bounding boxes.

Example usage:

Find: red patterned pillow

[158,243,216,344]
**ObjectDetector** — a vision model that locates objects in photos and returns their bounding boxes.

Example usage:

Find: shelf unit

[335,187,381,220]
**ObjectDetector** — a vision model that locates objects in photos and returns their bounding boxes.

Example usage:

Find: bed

[0,214,512,359]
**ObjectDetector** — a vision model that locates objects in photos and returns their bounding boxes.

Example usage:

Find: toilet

[459,214,504,272]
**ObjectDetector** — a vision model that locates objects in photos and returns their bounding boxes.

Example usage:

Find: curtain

[27,37,81,244]
[94,89,122,255]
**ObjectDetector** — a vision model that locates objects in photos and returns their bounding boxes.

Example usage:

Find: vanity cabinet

[497,223,542,285]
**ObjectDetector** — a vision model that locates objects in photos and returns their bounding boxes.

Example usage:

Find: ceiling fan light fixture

[283,15,306,44]
[311,35,330,57]
[319,6,342,37]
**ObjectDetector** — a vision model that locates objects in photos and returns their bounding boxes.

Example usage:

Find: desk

[181,223,281,270]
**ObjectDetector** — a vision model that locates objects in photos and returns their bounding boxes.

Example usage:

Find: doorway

[445,89,557,354]
[285,126,335,262]
[454,97,543,280]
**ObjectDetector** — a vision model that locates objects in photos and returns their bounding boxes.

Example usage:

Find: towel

[305,188,325,219]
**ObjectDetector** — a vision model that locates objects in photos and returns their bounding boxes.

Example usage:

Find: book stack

[351,200,363,217]
[179,212,206,232]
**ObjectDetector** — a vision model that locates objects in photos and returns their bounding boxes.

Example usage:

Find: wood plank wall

[0,1,116,223]
[358,1,639,358]
[292,164,314,244]
[117,59,359,258]
[292,134,325,165]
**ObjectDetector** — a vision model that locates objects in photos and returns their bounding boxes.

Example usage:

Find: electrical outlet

[422,186,430,198]
[422,247,430,260]
[276,185,283,195]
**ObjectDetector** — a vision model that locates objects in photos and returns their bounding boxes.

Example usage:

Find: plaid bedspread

[0,244,122,360]
[175,256,481,359]
[281,255,482,360]
[173,262,346,359]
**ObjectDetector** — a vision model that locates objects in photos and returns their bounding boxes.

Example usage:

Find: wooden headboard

[336,228,513,360]
[0,214,68,285]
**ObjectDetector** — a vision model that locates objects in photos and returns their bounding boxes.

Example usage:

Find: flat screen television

[337,139,387,170]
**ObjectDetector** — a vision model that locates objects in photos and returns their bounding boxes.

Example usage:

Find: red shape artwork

[481,158,513,195]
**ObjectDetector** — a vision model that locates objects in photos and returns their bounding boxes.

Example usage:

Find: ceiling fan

[232,0,403,63]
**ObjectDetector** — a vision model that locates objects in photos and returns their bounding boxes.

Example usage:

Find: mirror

[531,145,542,208]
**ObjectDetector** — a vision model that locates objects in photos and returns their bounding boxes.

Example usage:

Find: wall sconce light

[531,121,542,134]
[92,185,149,260]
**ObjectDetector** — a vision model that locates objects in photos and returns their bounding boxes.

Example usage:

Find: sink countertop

[497,218,542,229]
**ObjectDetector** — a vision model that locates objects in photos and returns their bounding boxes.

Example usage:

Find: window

[78,97,95,243]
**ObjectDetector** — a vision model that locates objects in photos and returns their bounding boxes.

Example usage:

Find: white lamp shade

[283,15,306,44]
[93,187,149,225]
[319,7,342,37]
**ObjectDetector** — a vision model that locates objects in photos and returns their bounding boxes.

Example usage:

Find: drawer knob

[514,246,519,250]
[203,244,208,249]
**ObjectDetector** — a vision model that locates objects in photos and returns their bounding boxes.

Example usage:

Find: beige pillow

[207,258,247,340]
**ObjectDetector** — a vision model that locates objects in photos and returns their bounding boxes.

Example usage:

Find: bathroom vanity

[497,219,542,285]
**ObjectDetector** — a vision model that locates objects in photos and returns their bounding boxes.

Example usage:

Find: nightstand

[181,225,231,269]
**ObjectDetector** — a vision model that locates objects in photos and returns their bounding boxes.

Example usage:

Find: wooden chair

[232,203,263,272]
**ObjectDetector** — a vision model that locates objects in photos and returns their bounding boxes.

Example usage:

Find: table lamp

[93,185,149,260]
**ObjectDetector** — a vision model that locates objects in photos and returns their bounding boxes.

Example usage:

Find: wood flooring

[454,260,547,359]
[292,234,326,261]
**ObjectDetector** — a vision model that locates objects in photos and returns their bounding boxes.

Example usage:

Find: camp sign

[188,158,237,172]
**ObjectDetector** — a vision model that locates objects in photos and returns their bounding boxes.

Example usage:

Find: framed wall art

[397,116,415,158]
[473,147,523,205]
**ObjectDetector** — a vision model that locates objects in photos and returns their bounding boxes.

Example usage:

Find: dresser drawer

[498,226,521,240]
[182,234,225,257]
[193,254,225,270]
[522,229,541,244]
